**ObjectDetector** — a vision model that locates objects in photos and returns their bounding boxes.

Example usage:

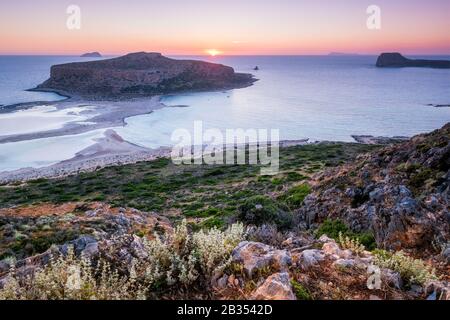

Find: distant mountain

[35,52,256,99]
[376,52,450,69]
[80,52,102,58]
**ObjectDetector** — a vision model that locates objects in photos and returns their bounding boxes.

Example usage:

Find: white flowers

[0,221,245,300]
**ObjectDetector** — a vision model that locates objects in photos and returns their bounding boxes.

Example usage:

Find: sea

[0,55,449,171]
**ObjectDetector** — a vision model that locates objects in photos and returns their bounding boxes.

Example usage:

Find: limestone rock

[298,249,325,269]
[250,272,296,300]
[231,241,291,278]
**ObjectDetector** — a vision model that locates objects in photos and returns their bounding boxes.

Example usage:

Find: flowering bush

[338,232,366,255]
[0,221,245,300]
[373,250,438,286]
[0,247,144,300]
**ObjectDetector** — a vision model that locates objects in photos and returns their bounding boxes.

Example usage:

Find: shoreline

[0,132,313,184]
[0,129,408,184]
[0,91,415,184]
[0,94,414,184]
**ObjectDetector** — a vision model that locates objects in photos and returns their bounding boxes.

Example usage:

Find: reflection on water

[116,56,450,148]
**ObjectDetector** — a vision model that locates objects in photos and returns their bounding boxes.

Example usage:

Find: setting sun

[206,49,222,56]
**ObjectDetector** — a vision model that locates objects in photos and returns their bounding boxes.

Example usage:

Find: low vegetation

[316,219,376,250]
[0,221,245,300]
[0,143,377,231]
[373,249,438,286]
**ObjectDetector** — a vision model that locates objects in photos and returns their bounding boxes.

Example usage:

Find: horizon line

[1,53,450,57]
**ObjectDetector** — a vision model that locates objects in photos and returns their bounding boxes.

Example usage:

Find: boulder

[297,249,325,269]
[332,259,356,268]
[60,235,98,256]
[81,242,99,258]
[231,241,291,278]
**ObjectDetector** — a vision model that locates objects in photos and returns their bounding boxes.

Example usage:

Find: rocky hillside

[0,126,449,300]
[35,52,256,99]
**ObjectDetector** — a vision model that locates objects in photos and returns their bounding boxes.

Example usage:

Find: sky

[0,0,449,55]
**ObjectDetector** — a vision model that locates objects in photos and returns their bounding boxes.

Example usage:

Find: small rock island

[376,52,450,69]
[80,52,102,58]
[36,52,256,99]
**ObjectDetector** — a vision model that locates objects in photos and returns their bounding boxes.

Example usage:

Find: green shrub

[373,250,438,286]
[198,217,225,230]
[291,280,312,300]
[316,219,376,251]
[316,219,349,239]
[285,172,307,182]
[238,196,292,229]
[278,184,311,208]
[338,232,365,255]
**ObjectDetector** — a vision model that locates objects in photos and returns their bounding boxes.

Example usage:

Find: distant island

[80,52,102,58]
[34,52,256,99]
[376,52,450,69]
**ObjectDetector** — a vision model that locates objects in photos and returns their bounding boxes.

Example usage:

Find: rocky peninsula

[34,52,256,100]
[376,53,450,69]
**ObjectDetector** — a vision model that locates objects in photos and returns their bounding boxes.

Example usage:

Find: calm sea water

[116,55,450,147]
[0,55,449,171]
[0,56,106,106]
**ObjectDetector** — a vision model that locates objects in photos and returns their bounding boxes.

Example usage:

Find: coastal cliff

[376,53,450,69]
[36,52,256,99]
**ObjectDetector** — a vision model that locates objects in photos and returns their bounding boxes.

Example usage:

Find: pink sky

[0,0,449,55]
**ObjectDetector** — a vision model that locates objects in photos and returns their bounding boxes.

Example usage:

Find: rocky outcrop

[376,53,450,69]
[36,52,256,99]
[0,202,172,275]
[250,272,296,300]
[231,241,292,277]
[298,123,450,252]
[80,52,102,58]
[217,235,447,300]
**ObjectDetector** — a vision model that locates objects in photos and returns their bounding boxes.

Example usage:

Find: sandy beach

[0,127,312,184]
[0,128,172,183]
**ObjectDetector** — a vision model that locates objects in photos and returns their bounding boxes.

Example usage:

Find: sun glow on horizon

[206,49,222,56]
[0,1,449,55]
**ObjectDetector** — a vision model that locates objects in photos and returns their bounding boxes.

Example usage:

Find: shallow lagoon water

[0,105,97,136]
[0,129,107,172]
